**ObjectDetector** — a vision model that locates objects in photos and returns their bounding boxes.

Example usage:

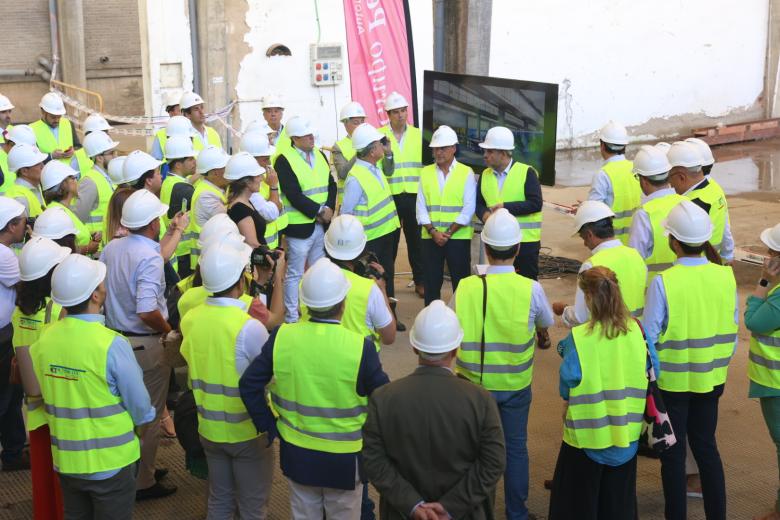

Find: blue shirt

[238,319,389,490]
[587,154,626,207]
[59,314,156,480]
[340,158,383,216]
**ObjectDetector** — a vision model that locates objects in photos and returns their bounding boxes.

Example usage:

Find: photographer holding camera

[321,215,396,349]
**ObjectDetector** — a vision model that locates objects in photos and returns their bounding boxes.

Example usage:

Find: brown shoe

[415,284,425,299]
[543,479,553,491]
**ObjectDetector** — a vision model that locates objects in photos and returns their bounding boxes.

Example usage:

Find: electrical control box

[310,43,343,86]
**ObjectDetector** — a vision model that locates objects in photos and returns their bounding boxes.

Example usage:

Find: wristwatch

[759,278,770,287]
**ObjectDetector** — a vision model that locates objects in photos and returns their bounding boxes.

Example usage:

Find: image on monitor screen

[422,70,559,186]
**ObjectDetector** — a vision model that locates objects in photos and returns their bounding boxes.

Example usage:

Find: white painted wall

[489,0,769,148]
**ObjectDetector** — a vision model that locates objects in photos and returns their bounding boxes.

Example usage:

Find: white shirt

[0,244,20,327]
[194,179,227,227]
[562,239,622,328]
[205,297,269,375]
[366,284,393,330]
[628,187,676,259]
[249,192,281,222]
[587,154,626,207]
[415,159,476,228]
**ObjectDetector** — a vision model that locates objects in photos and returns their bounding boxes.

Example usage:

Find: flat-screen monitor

[422,70,558,186]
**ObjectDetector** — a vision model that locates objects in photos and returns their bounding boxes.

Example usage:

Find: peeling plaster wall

[489,0,769,148]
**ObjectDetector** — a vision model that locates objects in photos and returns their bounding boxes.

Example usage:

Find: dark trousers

[421,238,471,305]
[548,442,637,520]
[59,463,137,520]
[177,254,193,279]
[514,241,540,280]
[366,229,398,298]
[660,385,726,520]
[0,325,25,465]
[391,193,424,285]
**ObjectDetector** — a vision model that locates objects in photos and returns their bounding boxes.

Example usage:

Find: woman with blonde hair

[549,265,656,520]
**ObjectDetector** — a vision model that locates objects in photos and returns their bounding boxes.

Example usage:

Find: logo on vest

[46,364,86,382]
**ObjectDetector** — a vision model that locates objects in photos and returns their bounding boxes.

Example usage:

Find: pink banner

[343,0,415,127]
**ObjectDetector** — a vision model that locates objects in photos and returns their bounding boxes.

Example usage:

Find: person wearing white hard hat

[363,300,505,520]
[588,120,641,246]
[161,136,197,276]
[417,125,476,306]
[10,236,69,516]
[0,196,28,473]
[240,131,284,249]
[30,253,154,519]
[746,222,780,520]
[239,257,388,520]
[180,242,275,519]
[150,115,195,170]
[6,143,47,217]
[0,125,37,194]
[261,94,286,148]
[118,150,163,194]
[322,215,396,348]
[74,131,117,248]
[340,123,404,330]
[378,91,426,298]
[33,205,79,251]
[82,113,112,135]
[667,141,735,263]
[477,126,544,280]
[552,201,647,327]
[30,92,90,174]
[273,116,336,322]
[451,208,553,520]
[0,93,13,136]
[41,161,100,255]
[0,95,16,191]
[100,189,178,500]
[641,200,736,520]
[180,91,222,151]
[226,151,275,250]
[186,145,230,270]
[628,145,686,286]
[332,101,368,187]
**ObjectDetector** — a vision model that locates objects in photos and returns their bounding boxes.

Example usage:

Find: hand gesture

[763,256,780,282]
[264,167,279,189]
[171,211,190,232]
[552,302,566,316]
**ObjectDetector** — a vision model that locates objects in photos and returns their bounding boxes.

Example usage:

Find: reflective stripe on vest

[80,167,115,238]
[656,262,737,392]
[563,320,647,449]
[686,179,728,252]
[420,162,473,240]
[378,125,422,195]
[30,118,74,165]
[588,244,647,317]
[641,192,686,287]
[455,273,536,391]
[346,164,400,241]
[277,148,330,226]
[7,182,45,217]
[268,320,367,453]
[748,283,780,388]
[602,159,640,244]
[257,182,283,249]
[187,180,227,269]
[480,162,542,243]
[180,302,259,443]
[30,318,139,473]
[48,201,91,248]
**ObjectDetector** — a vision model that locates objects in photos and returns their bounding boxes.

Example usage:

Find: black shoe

[154,468,169,481]
[136,481,177,501]
[2,450,30,472]
[395,320,406,332]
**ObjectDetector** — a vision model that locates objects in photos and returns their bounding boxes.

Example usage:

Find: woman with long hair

[225,152,274,248]
[104,187,134,243]
[549,265,654,520]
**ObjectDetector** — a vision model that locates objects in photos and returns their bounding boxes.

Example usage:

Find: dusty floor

[2,138,780,519]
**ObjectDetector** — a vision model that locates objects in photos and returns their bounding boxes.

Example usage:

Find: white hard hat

[384,91,409,111]
[180,92,205,110]
[482,208,522,249]
[409,300,464,354]
[163,89,182,108]
[197,213,240,247]
[8,143,47,173]
[164,135,196,160]
[32,206,78,239]
[261,95,284,110]
[667,141,702,169]
[51,254,106,307]
[0,196,25,229]
[107,156,127,184]
[351,123,384,151]
[573,200,615,235]
[340,101,366,121]
[240,131,276,157]
[122,150,162,184]
[655,142,671,153]
[83,113,111,133]
[684,137,715,167]
[19,236,71,281]
[0,94,14,112]
[196,145,229,174]
[41,161,78,191]
[244,119,272,135]
[120,189,168,229]
[200,228,245,254]
[6,125,36,146]
[200,240,252,293]
[479,127,514,150]
[324,215,367,260]
[83,130,118,158]
[429,125,458,148]
[632,145,672,177]
[39,92,66,116]
[225,152,265,180]
[300,258,351,310]
[663,200,713,245]
[285,116,314,138]
[598,120,629,146]
[760,222,780,252]
[166,115,196,138]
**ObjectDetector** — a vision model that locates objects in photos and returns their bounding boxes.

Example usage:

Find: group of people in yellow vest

[0,85,778,520]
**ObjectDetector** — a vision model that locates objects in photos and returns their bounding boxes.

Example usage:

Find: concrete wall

[489,0,770,148]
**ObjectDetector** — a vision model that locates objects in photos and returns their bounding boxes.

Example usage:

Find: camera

[250,245,283,297]
[353,251,384,280]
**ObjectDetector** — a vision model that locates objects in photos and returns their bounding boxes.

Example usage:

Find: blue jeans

[491,387,532,520]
